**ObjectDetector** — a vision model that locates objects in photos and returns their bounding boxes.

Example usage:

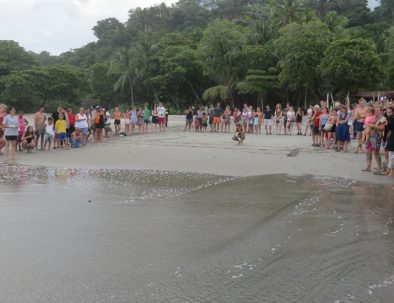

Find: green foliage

[0,41,37,76]
[320,38,381,93]
[1,0,393,110]
[276,21,332,96]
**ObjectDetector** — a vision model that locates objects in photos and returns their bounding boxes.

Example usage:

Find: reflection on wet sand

[0,164,393,303]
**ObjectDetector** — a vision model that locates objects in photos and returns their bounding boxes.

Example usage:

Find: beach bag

[324,123,333,132]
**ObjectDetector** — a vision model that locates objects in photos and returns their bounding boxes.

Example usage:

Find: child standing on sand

[55,113,68,149]
[44,117,55,151]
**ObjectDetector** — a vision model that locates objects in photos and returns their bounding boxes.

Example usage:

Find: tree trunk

[128,76,134,107]
[187,81,201,103]
[304,87,307,109]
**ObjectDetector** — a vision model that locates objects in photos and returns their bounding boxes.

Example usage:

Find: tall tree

[320,38,381,95]
[276,21,332,99]
[109,48,138,106]
[198,19,244,103]
[0,41,37,76]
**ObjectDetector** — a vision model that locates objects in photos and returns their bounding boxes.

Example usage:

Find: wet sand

[1,115,393,302]
[14,115,393,184]
[0,166,393,302]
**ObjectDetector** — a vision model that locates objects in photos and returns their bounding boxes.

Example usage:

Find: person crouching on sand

[233,122,245,145]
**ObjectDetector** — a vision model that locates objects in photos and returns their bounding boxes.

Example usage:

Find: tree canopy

[0,0,393,111]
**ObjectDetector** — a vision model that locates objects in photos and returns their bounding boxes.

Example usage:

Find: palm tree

[273,0,303,25]
[109,48,136,106]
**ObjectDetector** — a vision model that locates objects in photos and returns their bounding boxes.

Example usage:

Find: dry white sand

[12,115,392,184]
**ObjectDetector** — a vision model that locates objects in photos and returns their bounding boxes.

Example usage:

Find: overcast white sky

[0,0,176,55]
[0,0,378,55]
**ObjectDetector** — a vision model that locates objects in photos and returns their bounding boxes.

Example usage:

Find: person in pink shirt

[17,111,28,151]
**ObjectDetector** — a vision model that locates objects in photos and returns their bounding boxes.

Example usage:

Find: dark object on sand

[287,149,299,157]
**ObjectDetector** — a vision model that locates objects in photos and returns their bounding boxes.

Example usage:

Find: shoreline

[9,121,392,185]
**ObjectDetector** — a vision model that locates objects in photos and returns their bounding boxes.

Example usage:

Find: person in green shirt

[144,103,151,134]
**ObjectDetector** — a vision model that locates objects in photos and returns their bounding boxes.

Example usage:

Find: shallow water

[0,164,393,303]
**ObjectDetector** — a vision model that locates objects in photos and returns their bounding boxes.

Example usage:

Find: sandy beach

[15,115,392,184]
[2,115,393,303]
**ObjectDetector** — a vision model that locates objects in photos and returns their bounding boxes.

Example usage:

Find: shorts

[144,119,151,124]
[388,151,394,169]
[136,119,144,126]
[354,120,364,132]
[264,119,272,126]
[35,125,45,137]
[78,128,89,135]
[57,133,67,140]
[313,126,320,135]
[186,118,193,125]
[5,136,18,141]
[114,119,121,125]
[44,133,53,142]
[158,117,166,125]
[209,117,213,125]
[130,117,138,125]
[366,132,383,152]
[213,117,221,124]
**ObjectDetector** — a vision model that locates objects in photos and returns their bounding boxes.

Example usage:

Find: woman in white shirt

[286,106,295,135]
[75,108,89,145]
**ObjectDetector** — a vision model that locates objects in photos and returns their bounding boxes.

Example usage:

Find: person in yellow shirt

[55,113,68,148]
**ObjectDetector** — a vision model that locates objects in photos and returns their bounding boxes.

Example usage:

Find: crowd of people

[183,100,394,178]
[1,99,393,179]
[0,102,168,161]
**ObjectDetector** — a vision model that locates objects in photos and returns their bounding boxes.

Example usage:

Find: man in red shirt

[312,105,322,147]
[67,108,76,136]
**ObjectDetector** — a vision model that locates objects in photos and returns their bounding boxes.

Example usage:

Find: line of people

[0,102,169,161]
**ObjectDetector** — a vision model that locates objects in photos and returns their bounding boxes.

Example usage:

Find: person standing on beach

[184,107,193,132]
[208,104,214,132]
[304,105,313,136]
[222,105,231,133]
[75,108,89,145]
[94,108,105,143]
[384,107,394,178]
[165,107,169,128]
[17,111,28,151]
[34,105,46,150]
[256,107,263,134]
[157,102,166,132]
[286,106,296,135]
[354,99,368,153]
[311,105,322,146]
[274,104,282,135]
[151,105,158,132]
[0,104,7,153]
[213,103,223,132]
[283,102,290,135]
[67,108,75,138]
[112,107,122,136]
[143,104,151,134]
[363,106,387,173]
[296,107,303,135]
[2,107,19,161]
[55,113,68,148]
[263,105,272,135]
